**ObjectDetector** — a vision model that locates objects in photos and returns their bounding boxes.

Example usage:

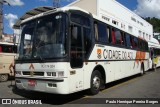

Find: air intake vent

[23,71,44,76]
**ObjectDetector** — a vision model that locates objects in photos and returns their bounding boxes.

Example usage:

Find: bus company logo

[134,51,146,68]
[97,49,102,59]
[2,99,11,104]
[29,63,35,76]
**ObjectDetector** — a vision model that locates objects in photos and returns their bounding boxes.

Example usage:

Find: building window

[143,32,145,39]
[128,26,133,32]
[139,30,142,37]
[121,23,125,29]
[146,34,148,40]
[102,15,110,22]
[149,35,151,40]
[112,20,118,25]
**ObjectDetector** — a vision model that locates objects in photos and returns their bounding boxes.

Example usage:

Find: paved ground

[0,69,160,107]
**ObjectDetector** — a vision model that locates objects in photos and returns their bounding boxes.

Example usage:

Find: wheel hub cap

[93,76,100,90]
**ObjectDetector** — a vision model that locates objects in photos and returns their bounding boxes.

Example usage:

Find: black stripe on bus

[15,77,64,82]
[87,59,148,62]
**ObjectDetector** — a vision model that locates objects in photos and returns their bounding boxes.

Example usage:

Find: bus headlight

[57,71,64,77]
[16,71,21,75]
[46,72,56,77]
[46,71,64,77]
[46,72,52,76]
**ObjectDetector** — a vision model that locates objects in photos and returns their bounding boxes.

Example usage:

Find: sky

[3,0,160,34]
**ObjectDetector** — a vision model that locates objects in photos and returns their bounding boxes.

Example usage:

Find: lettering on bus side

[102,49,133,60]
[41,64,55,69]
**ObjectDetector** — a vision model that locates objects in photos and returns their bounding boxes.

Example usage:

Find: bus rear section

[0,42,17,82]
[148,38,160,70]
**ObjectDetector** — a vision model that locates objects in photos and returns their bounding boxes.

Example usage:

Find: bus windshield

[19,13,67,60]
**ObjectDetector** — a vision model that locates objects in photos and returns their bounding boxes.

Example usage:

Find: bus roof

[0,42,17,46]
[148,38,160,48]
[21,6,90,24]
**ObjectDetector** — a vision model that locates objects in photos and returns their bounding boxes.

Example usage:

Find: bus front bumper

[15,77,69,94]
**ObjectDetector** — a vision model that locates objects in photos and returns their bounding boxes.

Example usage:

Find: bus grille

[22,71,44,76]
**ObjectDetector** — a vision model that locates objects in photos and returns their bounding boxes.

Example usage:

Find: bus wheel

[89,70,102,95]
[0,74,8,82]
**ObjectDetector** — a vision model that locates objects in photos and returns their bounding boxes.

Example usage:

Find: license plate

[28,80,37,86]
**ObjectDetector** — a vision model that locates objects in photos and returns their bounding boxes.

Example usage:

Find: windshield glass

[19,13,67,60]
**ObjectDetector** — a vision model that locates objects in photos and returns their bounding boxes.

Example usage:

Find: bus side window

[8,46,11,53]
[130,36,135,48]
[94,23,98,41]
[97,22,108,43]
[138,40,143,50]
[115,29,123,45]
[111,28,116,44]
[107,27,111,43]
[133,37,138,49]
[121,32,124,45]
[145,42,149,51]
[0,46,2,52]
[83,28,91,58]
[94,21,108,43]
[70,25,83,68]
[125,34,131,48]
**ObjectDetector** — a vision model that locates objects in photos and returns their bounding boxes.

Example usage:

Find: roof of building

[13,6,54,29]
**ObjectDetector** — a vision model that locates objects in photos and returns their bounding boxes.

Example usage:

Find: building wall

[0,34,13,43]
[68,0,97,15]
[67,0,153,41]
[97,0,153,40]
[14,29,21,44]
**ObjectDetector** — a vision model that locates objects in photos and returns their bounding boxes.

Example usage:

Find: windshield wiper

[21,55,30,59]
[34,54,45,62]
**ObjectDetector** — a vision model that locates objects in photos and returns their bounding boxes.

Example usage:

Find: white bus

[15,7,149,95]
[15,1,150,95]
[0,42,17,82]
[148,38,160,69]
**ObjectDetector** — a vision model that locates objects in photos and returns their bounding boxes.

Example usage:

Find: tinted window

[115,29,122,45]
[83,28,92,58]
[70,25,83,68]
[141,41,148,51]
[98,23,107,43]
[138,40,143,50]
[0,44,17,53]
[145,42,149,51]
[133,37,138,48]
[125,34,131,48]
[94,22,108,43]
[71,14,90,27]
[111,28,116,44]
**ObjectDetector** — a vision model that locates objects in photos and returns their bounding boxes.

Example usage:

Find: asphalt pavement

[0,69,160,107]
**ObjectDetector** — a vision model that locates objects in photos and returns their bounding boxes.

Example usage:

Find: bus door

[70,24,84,92]
[69,12,92,92]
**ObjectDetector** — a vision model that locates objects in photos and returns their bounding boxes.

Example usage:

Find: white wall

[97,0,153,40]
[68,0,153,41]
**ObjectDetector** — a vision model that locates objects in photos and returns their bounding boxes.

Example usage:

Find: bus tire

[0,74,8,82]
[89,70,102,95]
